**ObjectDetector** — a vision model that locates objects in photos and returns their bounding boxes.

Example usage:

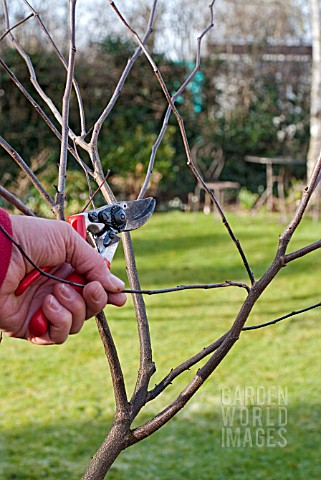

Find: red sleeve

[0,208,13,289]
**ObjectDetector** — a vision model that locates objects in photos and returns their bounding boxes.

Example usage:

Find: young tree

[1,2,321,479]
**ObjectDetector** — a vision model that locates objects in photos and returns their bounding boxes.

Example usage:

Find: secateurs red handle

[15,197,156,338]
[24,272,86,337]
[15,216,89,337]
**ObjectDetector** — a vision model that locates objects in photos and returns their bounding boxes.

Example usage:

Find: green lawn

[1,211,321,479]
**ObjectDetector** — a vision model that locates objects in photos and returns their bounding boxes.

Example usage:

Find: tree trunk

[82,419,131,480]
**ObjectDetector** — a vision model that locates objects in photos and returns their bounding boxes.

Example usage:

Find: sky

[1,0,312,60]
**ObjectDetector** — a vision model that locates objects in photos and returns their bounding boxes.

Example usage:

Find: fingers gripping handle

[28,215,88,338]
[28,272,86,337]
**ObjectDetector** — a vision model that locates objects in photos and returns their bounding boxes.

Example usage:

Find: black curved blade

[117,197,156,231]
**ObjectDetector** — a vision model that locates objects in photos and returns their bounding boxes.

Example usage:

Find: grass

[1,211,321,479]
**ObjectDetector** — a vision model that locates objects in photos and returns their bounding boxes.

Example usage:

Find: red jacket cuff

[0,208,13,289]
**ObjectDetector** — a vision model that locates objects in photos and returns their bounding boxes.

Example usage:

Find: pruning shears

[15,197,156,338]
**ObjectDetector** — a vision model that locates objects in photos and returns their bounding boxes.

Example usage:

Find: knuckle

[84,282,107,307]
[0,300,24,335]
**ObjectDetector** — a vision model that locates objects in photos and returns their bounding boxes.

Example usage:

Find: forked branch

[110,0,255,286]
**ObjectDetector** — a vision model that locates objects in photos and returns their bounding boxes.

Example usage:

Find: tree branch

[131,331,237,443]
[56,0,78,219]
[90,153,155,421]
[21,0,87,136]
[127,281,250,295]
[284,239,321,263]
[90,0,158,147]
[138,2,215,199]
[122,231,156,420]
[242,300,321,331]
[0,11,34,42]
[0,186,35,216]
[147,332,228,402]
[95,311,129,414]
[278,150,321,256]
[2,0,78,147]
[0,136,57,214]
[0,57,92,176]
[110,0,254,286]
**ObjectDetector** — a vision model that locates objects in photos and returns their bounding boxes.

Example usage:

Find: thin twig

[0,186,35,216]
[243,301,321,331]
[0,221,251,295]
[127,281,250,295]
[0,12,34,42]
[147,332,229,402]
[0,136,57,214]
[139,2,215,199]
[80,170,111,213]
[277,151,321,257]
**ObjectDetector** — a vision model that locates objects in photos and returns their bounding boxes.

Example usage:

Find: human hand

[0,215,126,345]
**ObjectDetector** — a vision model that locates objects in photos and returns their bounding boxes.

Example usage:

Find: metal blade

[117,197,156,231]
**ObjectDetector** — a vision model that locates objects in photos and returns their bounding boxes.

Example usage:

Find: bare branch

[138,1,215,198]
[122,231,156,419]
[284,239,321,263]
[0,57,92,175]
[0,12,34,43]
[82,162,157,422]
[0,136,57,214]
[92,159,156,420]
[278,150,321,256]
[21,0,87,136]
[131,332,235,443]
[56,0,78,219]
[90,0,158,148]
[127,281,250,295]
[2,0,78,145]
[110,0,254,286]
[0,218,248,298]
[147,332,228,402]
[95,311,129,413]
[243,300,321,331]
[109,1,177,111]
[0,186,35,216]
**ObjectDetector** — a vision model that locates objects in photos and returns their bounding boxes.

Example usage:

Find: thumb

[63,223,125,293]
